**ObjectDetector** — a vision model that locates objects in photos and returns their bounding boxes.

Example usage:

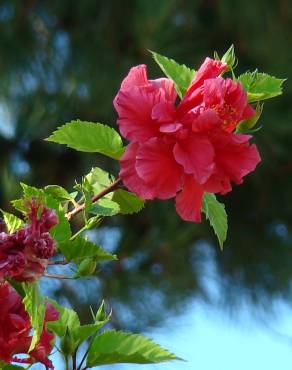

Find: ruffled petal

[173,135,215,184]
[114,84,161,142]
[191,109,221,132]
[135,138,183,199]
[203,77,226,107]
[178,58,228,115]
[120,64,149,89]
[149,78,177,102]
[175,176,204,222]
[114,65,176,143]
[204,131,261,194]
[119,142,156,199]
[203,77,255,133]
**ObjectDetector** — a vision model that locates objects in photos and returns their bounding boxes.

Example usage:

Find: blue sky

[106,300,292,370]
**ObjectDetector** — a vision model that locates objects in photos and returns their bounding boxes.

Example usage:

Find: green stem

[65,355,70,370]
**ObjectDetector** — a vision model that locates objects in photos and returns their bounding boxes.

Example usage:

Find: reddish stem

[66,178,122,221]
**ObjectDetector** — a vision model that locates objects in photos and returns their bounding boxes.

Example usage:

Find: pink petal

[191,109,221,132]
[173,135,215,184]
[135,138,183,199]
[150,78,177,102]
[178,58,228,115]
[242,103,256,121]
[204,131,261,194]
[175,176,204,222]
[114,65,177,143]
[159,122,183,133]
[120,65,149,89]
[203,77,226,107]
[119,142,156,199]
[190,57,228,89]
[114,86,161,142]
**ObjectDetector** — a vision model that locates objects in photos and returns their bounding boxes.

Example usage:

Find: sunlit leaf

[87,330,181,367]
[46,120,124,159]
[1,211,24,233]
[89,198,120,217]
[202,193,228,249]
[112,189,145,214]
[238,71,285,102]
[22,282,46,352]
[150,51,195,98]
[59,236,116,264]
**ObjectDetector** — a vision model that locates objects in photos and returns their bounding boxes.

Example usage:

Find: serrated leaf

[46,120,124,159]
[59,236,116,264]
[87,330,181,367]
[14,183,71,244]
[21,182,44,198]
[46,299,80,337]
[112,189,144,214]
[71,322,106,344]
[76,258,97,277]
[89,198,120,217]
[1,211,24,233]
[236,103,263,133]
[238,72,285,102]
[85,167,114,194]
[202,193,228,249]
[150,51,195,98]
[22,282,46,352]
[44,185,72,201]
[47,299,109,352]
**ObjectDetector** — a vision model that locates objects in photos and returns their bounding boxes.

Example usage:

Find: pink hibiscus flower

[0,282,58,369]
[114,57,261,222]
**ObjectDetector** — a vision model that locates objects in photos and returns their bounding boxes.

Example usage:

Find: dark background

[0,0,292,330]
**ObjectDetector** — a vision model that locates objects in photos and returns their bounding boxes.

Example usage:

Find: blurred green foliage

[0,0,292,329]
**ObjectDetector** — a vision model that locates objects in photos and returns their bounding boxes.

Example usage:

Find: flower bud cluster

[0,282,58,369]
[0,201,58,282]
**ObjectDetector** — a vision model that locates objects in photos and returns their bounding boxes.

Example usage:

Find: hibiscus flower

[114,57,261,222]
[0,282,58,369]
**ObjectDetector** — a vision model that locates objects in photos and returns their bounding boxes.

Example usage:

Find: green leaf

[87,330,181,367]
[49,203,72,244]
[202,193,228,249]
[22,282,46,352]
[238,71,285,102]
[76,258,97,277]
[47,299,109,353]
[150,51,195,98]
[2,365,25,370]
[46,300,80,337]
[44,185,72,201]
[72,322,105,344]
[85,167,114,195]
[236,103,263,133]
[59,236,117,264]
[46,120,124,159]
[1,211,24,233]
[13,183,72,244]
[112,189,145,214]
[89,198,120,217]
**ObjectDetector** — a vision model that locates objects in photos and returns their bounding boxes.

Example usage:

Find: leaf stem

[66,178,122,221]
[72,350,77,370]
[43,273,74,279]
[48,259,68,265]
[76,348,89,370]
